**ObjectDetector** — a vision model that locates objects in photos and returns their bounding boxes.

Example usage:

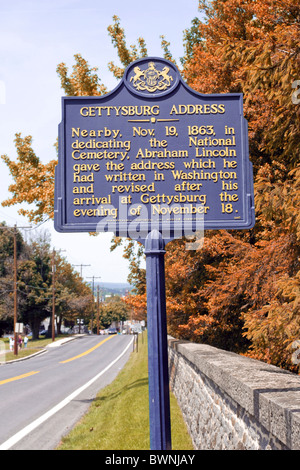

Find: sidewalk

[46,335,80,348]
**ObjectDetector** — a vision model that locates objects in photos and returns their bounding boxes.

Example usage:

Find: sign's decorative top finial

[125,58,179,97]
[130,61,173,93]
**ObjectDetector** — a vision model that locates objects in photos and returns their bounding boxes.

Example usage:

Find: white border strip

[0,337,133,450]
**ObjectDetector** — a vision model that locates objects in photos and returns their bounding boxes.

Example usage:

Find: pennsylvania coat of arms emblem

[130,62,173,93]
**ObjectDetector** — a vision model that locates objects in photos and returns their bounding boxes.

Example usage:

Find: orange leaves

[107,16,149,80]
[255,163,300,240]
[161,219,299,361]
[56,54,107,97]
[176,1,300,367]
[243,271,300,372]
[185,0,300,170]
[1,134,57,223]
[124,293,147,322]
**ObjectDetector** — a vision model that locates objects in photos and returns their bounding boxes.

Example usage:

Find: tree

[50,251,93,334]
[0,225,94,338]
[56,53,107,97]
[100,296,129,330]
[0,223,25,333]
[16,234,52,339]
[183,0,300,170]
[110,2,300,371]
[1,134,56,224]
[67,295,92,332]
[107,15,149,79]
[166,0,300,370]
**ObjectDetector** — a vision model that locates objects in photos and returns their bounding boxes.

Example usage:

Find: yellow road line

[60,335,115,364]
[0,371,40,386]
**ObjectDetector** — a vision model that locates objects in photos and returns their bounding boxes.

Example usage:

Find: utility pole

[0,224,31,355]
[13,226,18,355]
[86,276,101,333]
[52,249,56,342]
[97,285,100,335]
[51,248,66,341]
[72,264,91,278]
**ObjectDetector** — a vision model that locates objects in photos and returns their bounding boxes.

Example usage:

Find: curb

[0,335,83,365]
[0,348,47,365]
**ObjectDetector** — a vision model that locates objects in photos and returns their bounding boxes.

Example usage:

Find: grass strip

[57,333,194,450]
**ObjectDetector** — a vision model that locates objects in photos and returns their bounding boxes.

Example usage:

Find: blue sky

[0,0,201,283]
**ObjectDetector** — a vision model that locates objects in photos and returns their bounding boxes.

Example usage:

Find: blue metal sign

[54,57,255,239]
[54,57,255,451]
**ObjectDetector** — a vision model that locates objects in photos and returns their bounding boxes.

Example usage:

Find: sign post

[145,230,171,450]
[54,57,255,450]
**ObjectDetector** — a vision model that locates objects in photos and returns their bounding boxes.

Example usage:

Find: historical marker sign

[54,57,255,451]
[54,57,255,238]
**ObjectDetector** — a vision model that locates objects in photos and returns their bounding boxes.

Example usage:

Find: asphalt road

[0,334,133,450]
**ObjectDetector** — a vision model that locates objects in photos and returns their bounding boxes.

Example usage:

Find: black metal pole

[145,230,172,450]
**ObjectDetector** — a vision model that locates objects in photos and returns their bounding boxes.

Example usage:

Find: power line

[72,264,91,278]
[86,276,101,333]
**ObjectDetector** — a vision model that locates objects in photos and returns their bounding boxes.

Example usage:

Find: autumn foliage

[124,1,300,372]
[1,2,299,372]
[1,134,56,223]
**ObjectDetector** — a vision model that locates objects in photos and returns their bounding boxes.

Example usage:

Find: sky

[0,0,201,284]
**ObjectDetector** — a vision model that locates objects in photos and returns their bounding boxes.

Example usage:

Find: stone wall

[168,337,300,450]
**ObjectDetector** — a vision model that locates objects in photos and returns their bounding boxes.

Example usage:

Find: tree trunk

[30,317,40,340]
